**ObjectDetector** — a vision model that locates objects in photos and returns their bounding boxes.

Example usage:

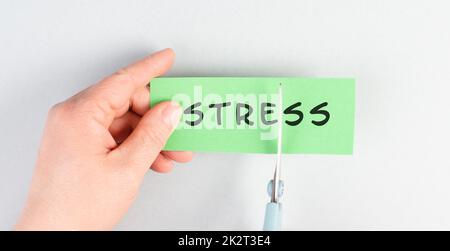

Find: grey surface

[1,0,450,230]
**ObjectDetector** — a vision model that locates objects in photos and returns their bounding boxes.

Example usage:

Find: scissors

[263,83,284,231]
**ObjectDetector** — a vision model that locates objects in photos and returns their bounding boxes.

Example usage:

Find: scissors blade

[271,83,283,203]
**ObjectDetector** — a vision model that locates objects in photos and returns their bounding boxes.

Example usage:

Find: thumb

[111,101,182,173]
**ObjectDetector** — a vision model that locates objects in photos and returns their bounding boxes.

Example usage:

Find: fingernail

[152,48,174,57]
[163,102,182,128]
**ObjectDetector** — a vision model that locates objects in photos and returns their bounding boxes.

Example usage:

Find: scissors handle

[263,202,282,231]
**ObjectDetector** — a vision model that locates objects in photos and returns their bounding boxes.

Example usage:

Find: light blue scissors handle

[263,179,284,231]
[263,202,282,231]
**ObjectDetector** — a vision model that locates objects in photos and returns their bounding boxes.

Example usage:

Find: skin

[15,48,192,230]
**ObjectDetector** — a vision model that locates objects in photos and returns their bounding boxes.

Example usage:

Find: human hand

[15,48,192,230]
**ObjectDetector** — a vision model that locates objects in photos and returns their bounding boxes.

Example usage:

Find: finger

[108,112,140,145]
[70,48,175,128]
[108,101,181,174]
[162,151,194,163]
[151,154,174,173]
[130,85,150,116]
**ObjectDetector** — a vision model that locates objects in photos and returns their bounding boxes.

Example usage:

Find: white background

[1,0,450,230]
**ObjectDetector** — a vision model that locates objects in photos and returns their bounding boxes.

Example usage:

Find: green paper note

[150,77,355,154]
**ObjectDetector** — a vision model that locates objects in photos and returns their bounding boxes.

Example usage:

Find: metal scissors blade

[271,83,283,203]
